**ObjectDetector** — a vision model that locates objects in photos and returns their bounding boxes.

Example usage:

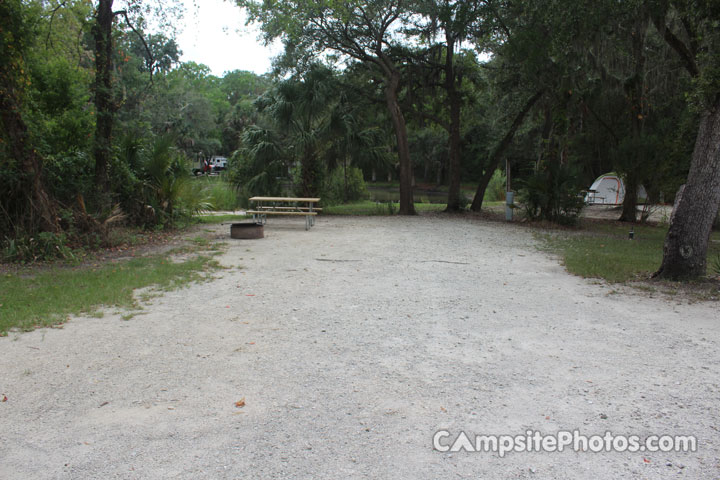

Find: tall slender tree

[91,0,165,210]
[412,0,488,211]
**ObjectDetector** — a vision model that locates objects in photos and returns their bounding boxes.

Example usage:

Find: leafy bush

[2,231,76,263]
[484,169,507,202]
[116,135,210,227]
[197,177,242,211]
[517,161,585,225]
[44,151,95,205]
[175,180,213,218]
[382,201,397,215]
[324,166,368,205]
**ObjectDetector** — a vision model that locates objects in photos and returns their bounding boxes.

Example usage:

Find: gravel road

[1,215,718,479]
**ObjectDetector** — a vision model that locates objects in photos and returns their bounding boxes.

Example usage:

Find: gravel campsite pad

[1,216,718,479]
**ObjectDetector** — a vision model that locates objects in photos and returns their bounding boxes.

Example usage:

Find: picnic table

[247,196,321,230]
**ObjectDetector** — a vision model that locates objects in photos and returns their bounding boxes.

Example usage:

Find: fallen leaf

[245,294,255,297]
[2,395,7,402]
[235,397,246,408]
[247,342,255,345]
[643,458,650,463]
[440,406,446,412]
[545,416,550,420]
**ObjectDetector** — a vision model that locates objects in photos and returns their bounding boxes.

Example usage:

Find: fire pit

[230,222,264,239]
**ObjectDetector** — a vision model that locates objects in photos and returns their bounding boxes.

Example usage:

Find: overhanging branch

[651,15,699,77]
[114,9,155,83]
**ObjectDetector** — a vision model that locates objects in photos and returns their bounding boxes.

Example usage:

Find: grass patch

[0,253,221,335]
[190,175,242,211]
[416,203,448,213]
[324,200,505,215]
[325,201,449,215]
[193,214,249,225]
[544,221,720,283]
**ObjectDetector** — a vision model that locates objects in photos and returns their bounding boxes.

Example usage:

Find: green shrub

[176,180,213,217]
[324,166,368,205]
[200,177,241,211]
[484,169,507,202]
[44,151,95,205]
[2,231,76,263]
[517,162,585,225]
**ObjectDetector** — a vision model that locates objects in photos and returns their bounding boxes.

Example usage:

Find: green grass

[544,222,720,283]
[324,200,505,215]
[191,175,242,211]
[0,253,221,335]
[324,201,446,215]
[193,214,249,224]
[416,203,448,213]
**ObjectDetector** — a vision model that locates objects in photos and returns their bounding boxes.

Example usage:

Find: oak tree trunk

[620,174,639,222]
[384,71,415,215]
[655,95,720,279]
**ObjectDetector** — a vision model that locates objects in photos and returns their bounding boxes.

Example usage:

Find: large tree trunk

[92,0,115,211]
[384,71,415,215]
[471,163,500,213]
[619,173,639,222]
[654,95,720,279]
[471,90,544,212]
[300,148,321,198]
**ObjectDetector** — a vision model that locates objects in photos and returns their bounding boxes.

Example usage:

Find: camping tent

[585,173,647,205]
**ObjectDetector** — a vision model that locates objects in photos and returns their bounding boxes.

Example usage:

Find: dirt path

[1,216,718,479]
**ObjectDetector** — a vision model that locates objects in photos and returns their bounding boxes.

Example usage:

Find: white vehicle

[209,156,228,171]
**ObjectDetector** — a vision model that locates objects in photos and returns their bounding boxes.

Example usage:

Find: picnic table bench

[247,196,320,230]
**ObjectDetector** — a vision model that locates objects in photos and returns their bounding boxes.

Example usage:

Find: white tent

[585,173,647,205]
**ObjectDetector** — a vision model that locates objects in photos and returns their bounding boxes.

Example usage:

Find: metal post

[505,159,513,221]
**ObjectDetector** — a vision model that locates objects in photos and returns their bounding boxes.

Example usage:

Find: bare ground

[1,215,718,479]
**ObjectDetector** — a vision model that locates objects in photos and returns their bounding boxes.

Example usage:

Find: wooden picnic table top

[249,196,321,203]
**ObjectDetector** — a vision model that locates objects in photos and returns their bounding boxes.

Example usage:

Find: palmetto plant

[134,135,210,225]
[232,64,390,200]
